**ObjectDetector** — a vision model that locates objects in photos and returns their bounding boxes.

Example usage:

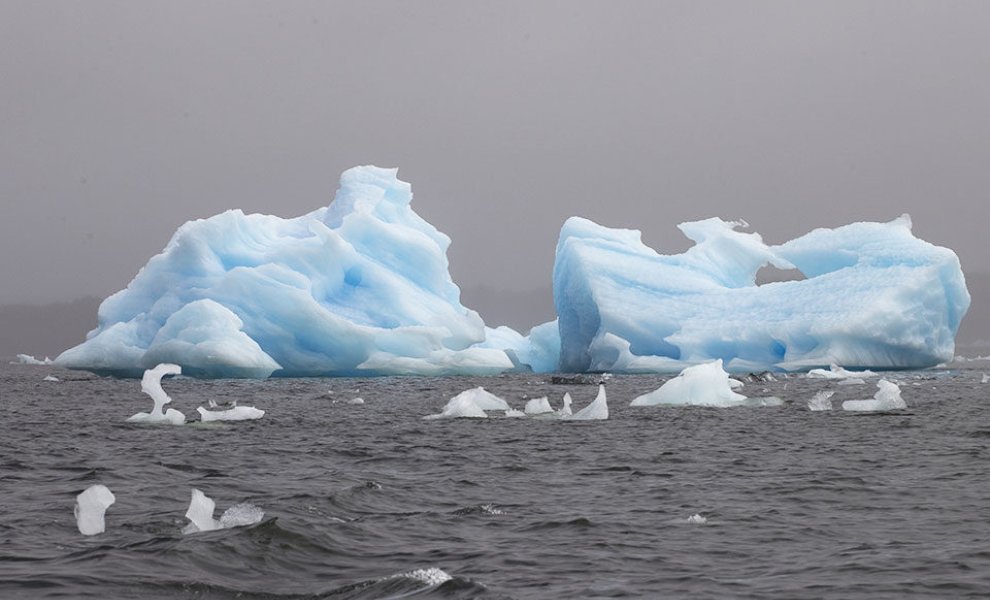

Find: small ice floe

[557,392,573,417]
[807,363,876,380]
[982,373,989,384]
[183,488,264,534]
[837,377,867,385]
[423,386,509,420]
[43,375,60,382]
[841,379,907,412]
[632,360,760,407]
[524,397,553,416]
[75,484,115,536]
[126,364,185,425]
[504,408,527,418]
[565,384,608,420]
[13,353,52,365]
[686,513,707,525]
[197,405,265,422]
[347,397,365,405]
[807,390,835,411]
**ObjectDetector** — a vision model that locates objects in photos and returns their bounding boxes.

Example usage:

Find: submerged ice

[55,165,969,378]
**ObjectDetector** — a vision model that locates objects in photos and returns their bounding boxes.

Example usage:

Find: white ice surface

[424,386,508,419]
[55,167,523,378]
[841,379,907,412]
[126,363,186,425]
[196,405,265,422]
[566,385,608,420]
[183,488,263,534]
[554,214,969,373]
[524,397,553,415]
[631,360,748,407]
[75,484,116,536]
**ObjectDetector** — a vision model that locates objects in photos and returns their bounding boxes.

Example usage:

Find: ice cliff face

[56,165,970,378]
[553,214,969,373]
[56,167,514,377]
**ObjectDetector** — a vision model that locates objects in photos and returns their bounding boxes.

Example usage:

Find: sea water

[2,361,989,598]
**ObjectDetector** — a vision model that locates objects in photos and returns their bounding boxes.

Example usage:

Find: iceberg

[53,164,969,378]
[56,167,519,378]
[554,214,969,373]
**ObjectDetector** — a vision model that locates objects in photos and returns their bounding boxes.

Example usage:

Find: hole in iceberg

[755,265,806,286]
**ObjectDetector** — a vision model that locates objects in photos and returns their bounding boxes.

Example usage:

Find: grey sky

[2,2,988,330]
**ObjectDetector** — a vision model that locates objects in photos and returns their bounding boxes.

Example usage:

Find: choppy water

[2,361,990,599]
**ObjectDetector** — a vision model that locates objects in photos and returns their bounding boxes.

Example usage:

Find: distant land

[3,273,987,360]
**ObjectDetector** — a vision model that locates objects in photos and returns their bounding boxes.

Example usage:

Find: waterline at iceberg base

[56,166,969,378]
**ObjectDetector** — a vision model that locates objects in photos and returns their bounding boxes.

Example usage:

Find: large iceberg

[553,214,969,373]
[56,167,517,377]
[56,165,969,378]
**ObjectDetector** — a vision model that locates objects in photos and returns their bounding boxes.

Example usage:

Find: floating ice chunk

[558,392,573,417]
[524,397,553,415]
[126,364,186,425]
[807,364,876,380]
[504,408,527,418]
[14,353,52,365]
[218,503,265,528]
[837,377,866,386]
[728,378,745,389]
[196,405,265,422]
[566,385,608,420]
[347,397,365,405]
[807,390,835,411]
[183,488,263,534]
[553,215,969,373]
[841,379,907,412]
[983,373,989,384]
[453,387,510,411]
[43,375,59,382]
[630,360,748,407]
[75,484,115,536]
[687,514,707,525]
[183,488,220,533]
[424,387,508,419]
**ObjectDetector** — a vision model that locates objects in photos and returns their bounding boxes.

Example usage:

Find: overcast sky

[2,1,988,312]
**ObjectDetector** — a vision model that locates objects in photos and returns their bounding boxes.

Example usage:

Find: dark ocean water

[2,360,990,599]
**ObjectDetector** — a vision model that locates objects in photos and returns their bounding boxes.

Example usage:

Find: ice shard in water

[553,214,969,373]
[75,484,115,536]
